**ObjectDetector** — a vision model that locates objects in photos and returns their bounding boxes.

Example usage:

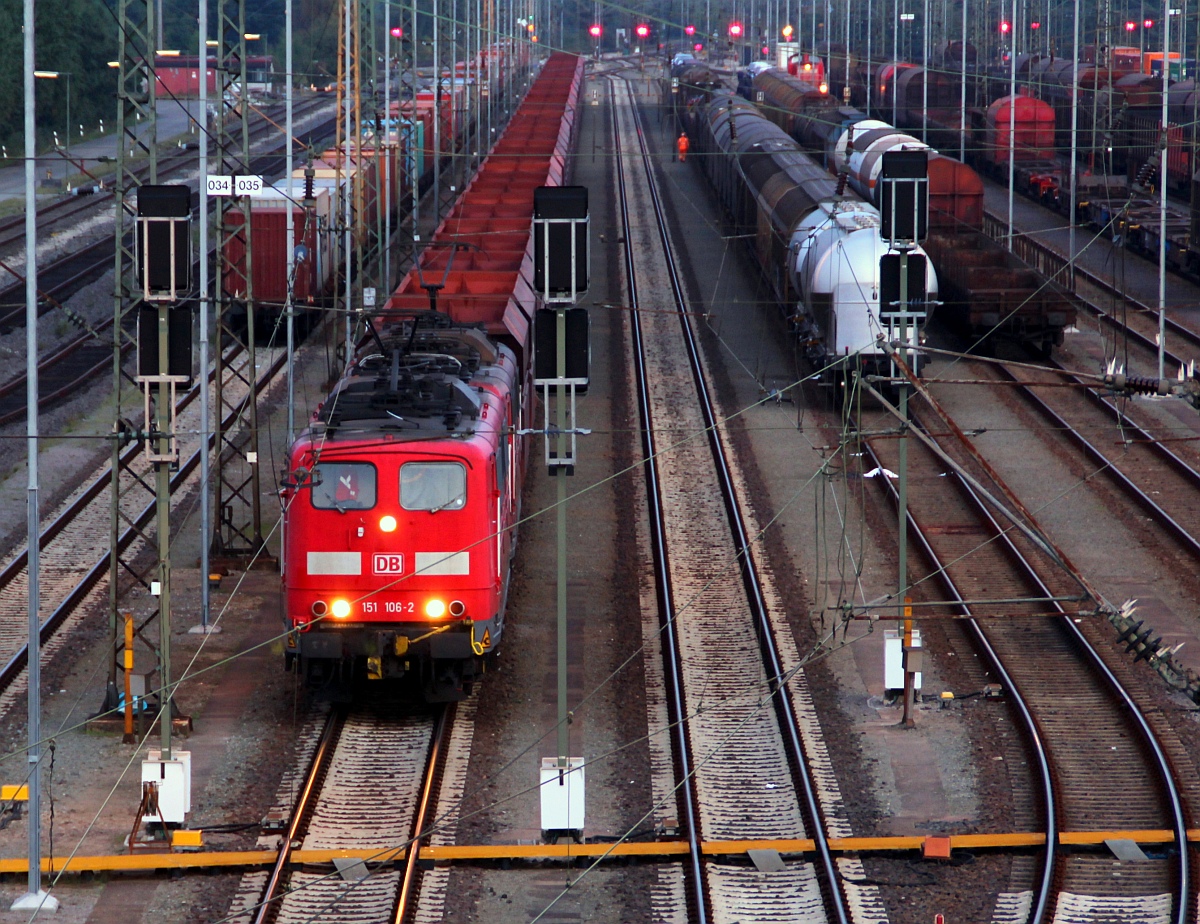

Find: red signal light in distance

[390,25,403,38]
[685,24,695,35]
[1144,18,1155,27]
[1125,20,1137,30]
[999,20,1010,32]
[1029,20,1040,29]
[635,23,650,38]
[589,23,602,37]
[728,21,743,37]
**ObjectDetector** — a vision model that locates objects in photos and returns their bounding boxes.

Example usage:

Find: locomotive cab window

[401,462,466,511]
[311,462,377,511]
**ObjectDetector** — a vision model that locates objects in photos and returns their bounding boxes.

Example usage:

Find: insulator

[1134,158,1158,187]
[1123,375,1168,396]
[1125,626,1153,654]
[304,165,316,203]
[835,171,849,195]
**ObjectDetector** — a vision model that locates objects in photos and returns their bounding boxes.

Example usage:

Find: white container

[141,750,191,824]
[884,629,923,692]
[539,757,585,834]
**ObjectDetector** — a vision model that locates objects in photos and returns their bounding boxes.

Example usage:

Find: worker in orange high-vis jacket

[676,132,690,163]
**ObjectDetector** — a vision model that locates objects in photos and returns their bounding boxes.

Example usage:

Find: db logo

[373,553,404,575]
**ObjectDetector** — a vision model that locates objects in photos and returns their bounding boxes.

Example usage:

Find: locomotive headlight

[331,599,352,618]
[425,598,447,618]
[379,515,398,533]
[819,82,828,94]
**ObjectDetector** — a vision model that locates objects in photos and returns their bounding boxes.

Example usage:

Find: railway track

[252,705,448,924]
[224,696,477,924]
[0,103,336,430]
[0,96,331,260]
[0,340,287,719]
[985,207,1200,373]
[614,71,875,924]
[0,97,333,328]
[931,207,1200,705]
[857,379,1191,922]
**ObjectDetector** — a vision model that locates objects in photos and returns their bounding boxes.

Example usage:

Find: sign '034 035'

[206,175,263,197]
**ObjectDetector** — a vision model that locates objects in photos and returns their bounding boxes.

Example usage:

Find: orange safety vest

[677,135,690,154]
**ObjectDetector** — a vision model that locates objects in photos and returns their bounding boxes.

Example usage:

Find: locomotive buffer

[878,151,929,728]
[532,185,590,840]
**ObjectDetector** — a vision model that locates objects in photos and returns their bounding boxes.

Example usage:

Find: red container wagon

[153,56,217,97]
[153,55,275,97]
[281,53,584,702]
[221,185,335,307]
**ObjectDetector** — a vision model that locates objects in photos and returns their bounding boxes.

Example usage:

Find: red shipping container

[222,186,333,305]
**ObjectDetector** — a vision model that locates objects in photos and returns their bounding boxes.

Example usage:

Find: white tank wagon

[686,92,936,388]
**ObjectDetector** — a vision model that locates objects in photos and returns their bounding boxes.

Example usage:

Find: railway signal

[532,183,591,838]
[589,23,601,37]
[390,25,403,38]
[781,23,793,39]
[685,24,695,35]
[999,20,1010,32]
[728,20,743,37]
[635,23,650,38]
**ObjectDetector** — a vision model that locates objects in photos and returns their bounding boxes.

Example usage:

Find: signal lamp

[781,23,793,38]
[390,25,404,38]
[999,20,1010,32]
[331,599,351,618]
[379,515,397,532]
[589,23,602,37]
[1125,20,1137,30]
[449,600,467,617]
[425,598,447,618]
[1144,18,1154,27]
[311,600,328,617]
[819,82,828,93]
[694,42,704,51]
[685,24,695,35]
[1030,20,1040,29]
[635,24,649,38]
[728,21,743,37]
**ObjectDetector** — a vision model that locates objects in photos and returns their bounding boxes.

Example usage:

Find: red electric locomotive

[281,312,523,701]
[281,52,583,701]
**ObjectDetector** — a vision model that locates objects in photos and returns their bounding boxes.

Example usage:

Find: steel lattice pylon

[106,0,159,709]
[211,0,269,568]
[334,0,365,362]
